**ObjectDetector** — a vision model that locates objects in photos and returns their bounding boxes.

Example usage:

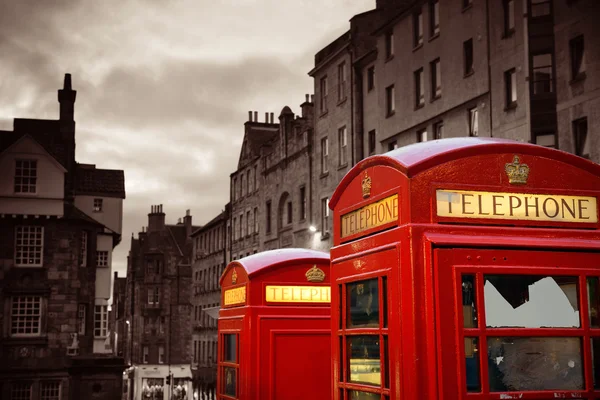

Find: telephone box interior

[217,248,332,400]
[328,138,600,400]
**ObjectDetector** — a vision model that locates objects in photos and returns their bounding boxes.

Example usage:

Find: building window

[532,53,553,94]
[11,296,42,337]
[142,346,149,364]
[503,0,515,36]
[338,126,347,166]
[367,67,375,91]
[385,85,395,116]
[232,218,237,240]
[158,346,165,364]
[232,177,237,201]
[530,0,551,17]
[368,130,376,155]
[286,201,292,225]
[338,62,347,101]
[248,169,253,193]
[535,133,556,148]
[246,211,250,235]
[504,68,517,109]
[148,287,160,305]
[463,0,473,8]
[93,198,103,212]
[469,107,479,137]
[11,382,32,400]
[94,305,108,338]
[430,0,440,36]
[240,214,244,238]
[414,68,424,108]
[14,159,37,194]
[321,198,330,234]
[573,118,589,158]
[417,129,428,143]
[434,122,444,139]
[413,9,423,47]
[320,76,328,114]
[40,381,61,400]
[96,251,108,267]
[570,35,585,80]
[78,304,86,335]
[266,201,272,234]
[321,137,329,173]
[15,226,43,267]
[388,141,398,151]
[253,165,258,190]
[385,31,394,58]
[253,207,258,233]
[431,58,441,99]
[80,231,87,267]
[299,186,307,221]
[240,173,245,197]
[463,39,474,76]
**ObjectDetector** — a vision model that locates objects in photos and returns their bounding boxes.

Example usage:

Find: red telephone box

[328,138,600,400]
[217,248,332,400]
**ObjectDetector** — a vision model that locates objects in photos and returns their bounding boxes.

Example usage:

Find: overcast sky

[0,0,374,276]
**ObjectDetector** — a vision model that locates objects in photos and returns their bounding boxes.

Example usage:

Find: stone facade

[124,205,198,400]
[0,74,126,400]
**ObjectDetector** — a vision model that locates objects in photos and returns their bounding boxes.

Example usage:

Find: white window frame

[469,107,479,137]
[11,381,33,400]
[40,381,61,400]
[148,287,160,305]
[321,137,329,174]
[338,127,347,166]
[253,208,258,234]
[15,226,44,267]
[94,305,108,338]
[96,250,109,267]
[14,159,37,194]
[80,231,87,267]
[11,296,43,337]
[321,197,330,234]
[93,198,103,212]
[143,346,149,364]
[159,345,165,364]
[78,304,86,335]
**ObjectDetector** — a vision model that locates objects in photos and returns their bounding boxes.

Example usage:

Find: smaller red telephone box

[217,248,332,400]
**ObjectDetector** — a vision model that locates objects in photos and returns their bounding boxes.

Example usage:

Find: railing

[195,385,217,400]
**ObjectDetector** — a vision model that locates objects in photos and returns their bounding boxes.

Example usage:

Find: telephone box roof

[219,248,330,285]
[330,137,600,209]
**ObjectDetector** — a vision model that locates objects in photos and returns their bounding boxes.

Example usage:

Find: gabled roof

[63,203,105,227]
[75,163,126,199]
[12,118,69,169]
[166,223,201,259]
[0,134,68,172]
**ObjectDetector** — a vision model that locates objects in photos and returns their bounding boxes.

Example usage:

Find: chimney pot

[248,111,252,121]
[254,111,258,122]
[305,94,309,102]
[270,112,274,123]
[310,95,314,103]
[265,112,268,123]
[186,209,190,216]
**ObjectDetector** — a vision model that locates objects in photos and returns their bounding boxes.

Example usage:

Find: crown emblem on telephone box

[231,268,238,284]
[305,265,325,283]
[505,155,530,185]
[362,171,372,198]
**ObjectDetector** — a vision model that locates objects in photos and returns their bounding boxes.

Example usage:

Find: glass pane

[484,275,579,328]
[348,390,380,400]
[223,367,237,397]
[339,284,343,330]
[487,337,583,391]
[588,277,599,327]
[339,336,344,382]
[347,279,379,328]
[383,336,389,388]
[223,334,237,362]
[462,275,477,328]
[348,336,381,386]
[382,277,388,328]
[593,338,600,389]
[465,337,481,392]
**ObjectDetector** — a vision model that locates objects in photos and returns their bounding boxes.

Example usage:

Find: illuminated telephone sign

[265,285,331,303]
[223,286,246,306]
[341,194,399,239]
[436,190,598,223]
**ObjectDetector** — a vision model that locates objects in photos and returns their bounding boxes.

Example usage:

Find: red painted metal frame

[328,138,600,400]
[217,249,332,400]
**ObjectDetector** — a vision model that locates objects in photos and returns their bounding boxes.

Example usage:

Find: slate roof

[191,211,225,236]
[75,163,126,199]
[12,119,69,169]
[167,223,201,261]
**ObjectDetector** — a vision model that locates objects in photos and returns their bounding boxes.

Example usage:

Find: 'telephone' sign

[224,286,246,306]
[265,285,331,303]
[341,194,399,238]
[436,190,598,223]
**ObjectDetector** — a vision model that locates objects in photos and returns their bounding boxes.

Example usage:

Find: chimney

[310,95,314,103]
[248,111,252,122]
[254,111,258,122]
[184,209,192,238]
[58,73,77,202]
[265,112,268,123]
[301,93,314,120]
[58,73,76,122]
[147,204,166,232]
[270,112,274,123]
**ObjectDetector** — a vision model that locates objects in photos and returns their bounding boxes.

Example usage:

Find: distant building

[124,206,199,400]
[0,74,126,399]
[189,205,229,396]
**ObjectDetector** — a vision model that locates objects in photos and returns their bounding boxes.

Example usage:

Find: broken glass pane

[348,335,381,386]
[487,337,583,391]
[347,279,379,328]
[462,275,477,328]
[484,275,579,328]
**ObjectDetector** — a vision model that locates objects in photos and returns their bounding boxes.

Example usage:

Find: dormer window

[14,159,37,194]
[93,198,103,212]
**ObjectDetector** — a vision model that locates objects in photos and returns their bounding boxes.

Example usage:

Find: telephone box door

[218,317,244,400]
[435,248,600,399]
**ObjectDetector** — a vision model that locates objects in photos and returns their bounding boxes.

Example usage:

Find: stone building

[189,205,229,396]
[0,74,126,399]
[124,206,199,400]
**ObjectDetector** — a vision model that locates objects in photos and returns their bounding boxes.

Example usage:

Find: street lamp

[309,225,317,233]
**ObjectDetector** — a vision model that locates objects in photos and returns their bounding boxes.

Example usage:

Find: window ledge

[386,111,396,119]
[504,102,518,112]
[337,163,348,171]
[321,232,331,241]
[462,3,473,12]
[502,29,515,39]
[430,95,441,103]
[4,336,48,346]
[414,104,425,111]
[385,55,394,63]
[464,70,475,78]
[319,172,329,179]
[412,43,423,52]
[319,111,328,118]
[428,32,440,42]
[570,72,587,85]
[337,97,347,106]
